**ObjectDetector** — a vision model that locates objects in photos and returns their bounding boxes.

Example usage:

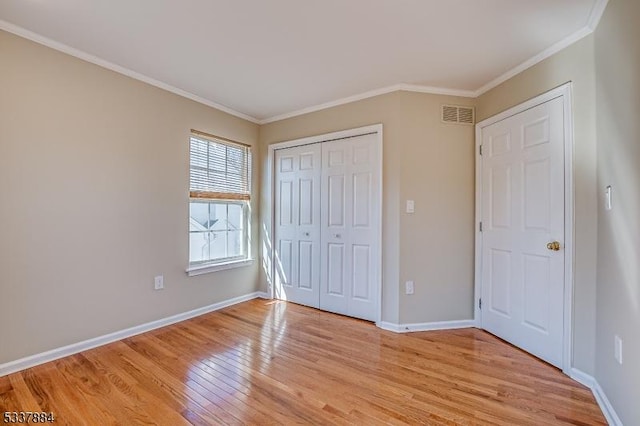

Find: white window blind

[189,131,251,201]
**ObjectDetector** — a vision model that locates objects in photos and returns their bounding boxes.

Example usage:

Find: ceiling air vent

[442,105,475,125]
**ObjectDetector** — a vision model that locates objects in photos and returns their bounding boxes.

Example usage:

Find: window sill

[186,259,253,276]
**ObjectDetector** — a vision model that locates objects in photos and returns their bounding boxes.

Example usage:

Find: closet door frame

[266,124,383,323]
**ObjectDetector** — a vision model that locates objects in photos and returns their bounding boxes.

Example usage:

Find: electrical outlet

[614,335,623,364]
[154,275,164,290]
[405,281,414,295]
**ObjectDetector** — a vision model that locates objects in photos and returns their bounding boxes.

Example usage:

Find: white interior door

[274,144,321,308]
[320,133,381,321]
[480,97,565,367]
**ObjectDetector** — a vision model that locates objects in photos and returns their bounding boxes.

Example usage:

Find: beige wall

[594,0,640,423]
[259,91,476,324]
[0,30,260,365]
[396,92,476,323]
[476,35,598,375]
[5,10,638,422]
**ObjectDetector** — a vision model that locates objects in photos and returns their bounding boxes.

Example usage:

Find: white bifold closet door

[274,144,322,308]
[274,132,380,322]
[319,134,380,321]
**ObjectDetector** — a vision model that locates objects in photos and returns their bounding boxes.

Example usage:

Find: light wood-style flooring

[0,299,606,425]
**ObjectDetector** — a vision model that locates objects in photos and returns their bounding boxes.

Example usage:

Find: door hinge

[479,145,483,156]
[479,298,482,310]
[479,222,483,232]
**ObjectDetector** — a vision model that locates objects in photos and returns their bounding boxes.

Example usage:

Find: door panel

[300,152,315,170]
[352,173,371,227]
[352,245,370,300]
[524,159,551,230]
[279,180,293,226]
[322,142,350,315]
[298,241,314,289]
[321,133,380,321]
[274,144,321,307]
[489,248,512,317]
[299,179,314,225]
[490,166,511,229]
[328,175,345,227]
[481,97,565,367]
[279,240,293,286]
[522,254,550,332]
[327,243,345,296]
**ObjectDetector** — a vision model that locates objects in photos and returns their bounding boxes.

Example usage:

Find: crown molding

[588,0,609,30]
[473,26,593,97]
[2,0,609,126]
[260,0,609,124]
[258,83,476,124]
[0,20,260,124]
[474,0,609,97]
[258,85,401,124]
[396,83,477,98]
[2,19,472,126]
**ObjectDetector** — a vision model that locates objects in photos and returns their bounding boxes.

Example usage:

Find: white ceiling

[0,0,604,123]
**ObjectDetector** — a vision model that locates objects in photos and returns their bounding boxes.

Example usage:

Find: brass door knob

[546,241,561,251]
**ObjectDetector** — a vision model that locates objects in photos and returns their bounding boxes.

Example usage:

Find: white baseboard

[593,380,624,426]
[376,319,476,333]
[0,291,266,378]
[570,368,623,426]
[568,367,595,388]
[256,291,271,299]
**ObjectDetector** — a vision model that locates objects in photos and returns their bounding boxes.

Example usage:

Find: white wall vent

[442,105,475,125]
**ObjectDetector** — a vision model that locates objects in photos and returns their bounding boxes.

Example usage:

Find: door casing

[474,83,575,374]
[266,124,384,323]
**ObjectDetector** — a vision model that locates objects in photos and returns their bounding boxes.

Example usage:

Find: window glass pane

[190,202,210,231]
[189,201,247,264]
[228,204,243,230]
[189,231,210,263]
[209,203,228,231]
[227,230,243,258]
[209,231,227,260]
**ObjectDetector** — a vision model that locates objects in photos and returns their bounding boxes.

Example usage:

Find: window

[188,131,251,273]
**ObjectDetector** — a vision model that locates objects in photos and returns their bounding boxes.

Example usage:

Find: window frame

[186,131,252,276]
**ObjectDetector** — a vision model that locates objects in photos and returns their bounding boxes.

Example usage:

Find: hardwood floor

[0,299,606,425]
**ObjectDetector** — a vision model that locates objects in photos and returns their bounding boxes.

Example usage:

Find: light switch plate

[405,281,414,295]
[615,335,622,364]
[154,275,164,290]
[406,200,415,214]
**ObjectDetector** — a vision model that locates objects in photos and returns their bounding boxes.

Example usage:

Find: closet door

[274,144,321,308]
[320,133,380,321]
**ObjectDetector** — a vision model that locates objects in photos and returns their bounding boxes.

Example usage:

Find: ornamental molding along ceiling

[0,0,608,124]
